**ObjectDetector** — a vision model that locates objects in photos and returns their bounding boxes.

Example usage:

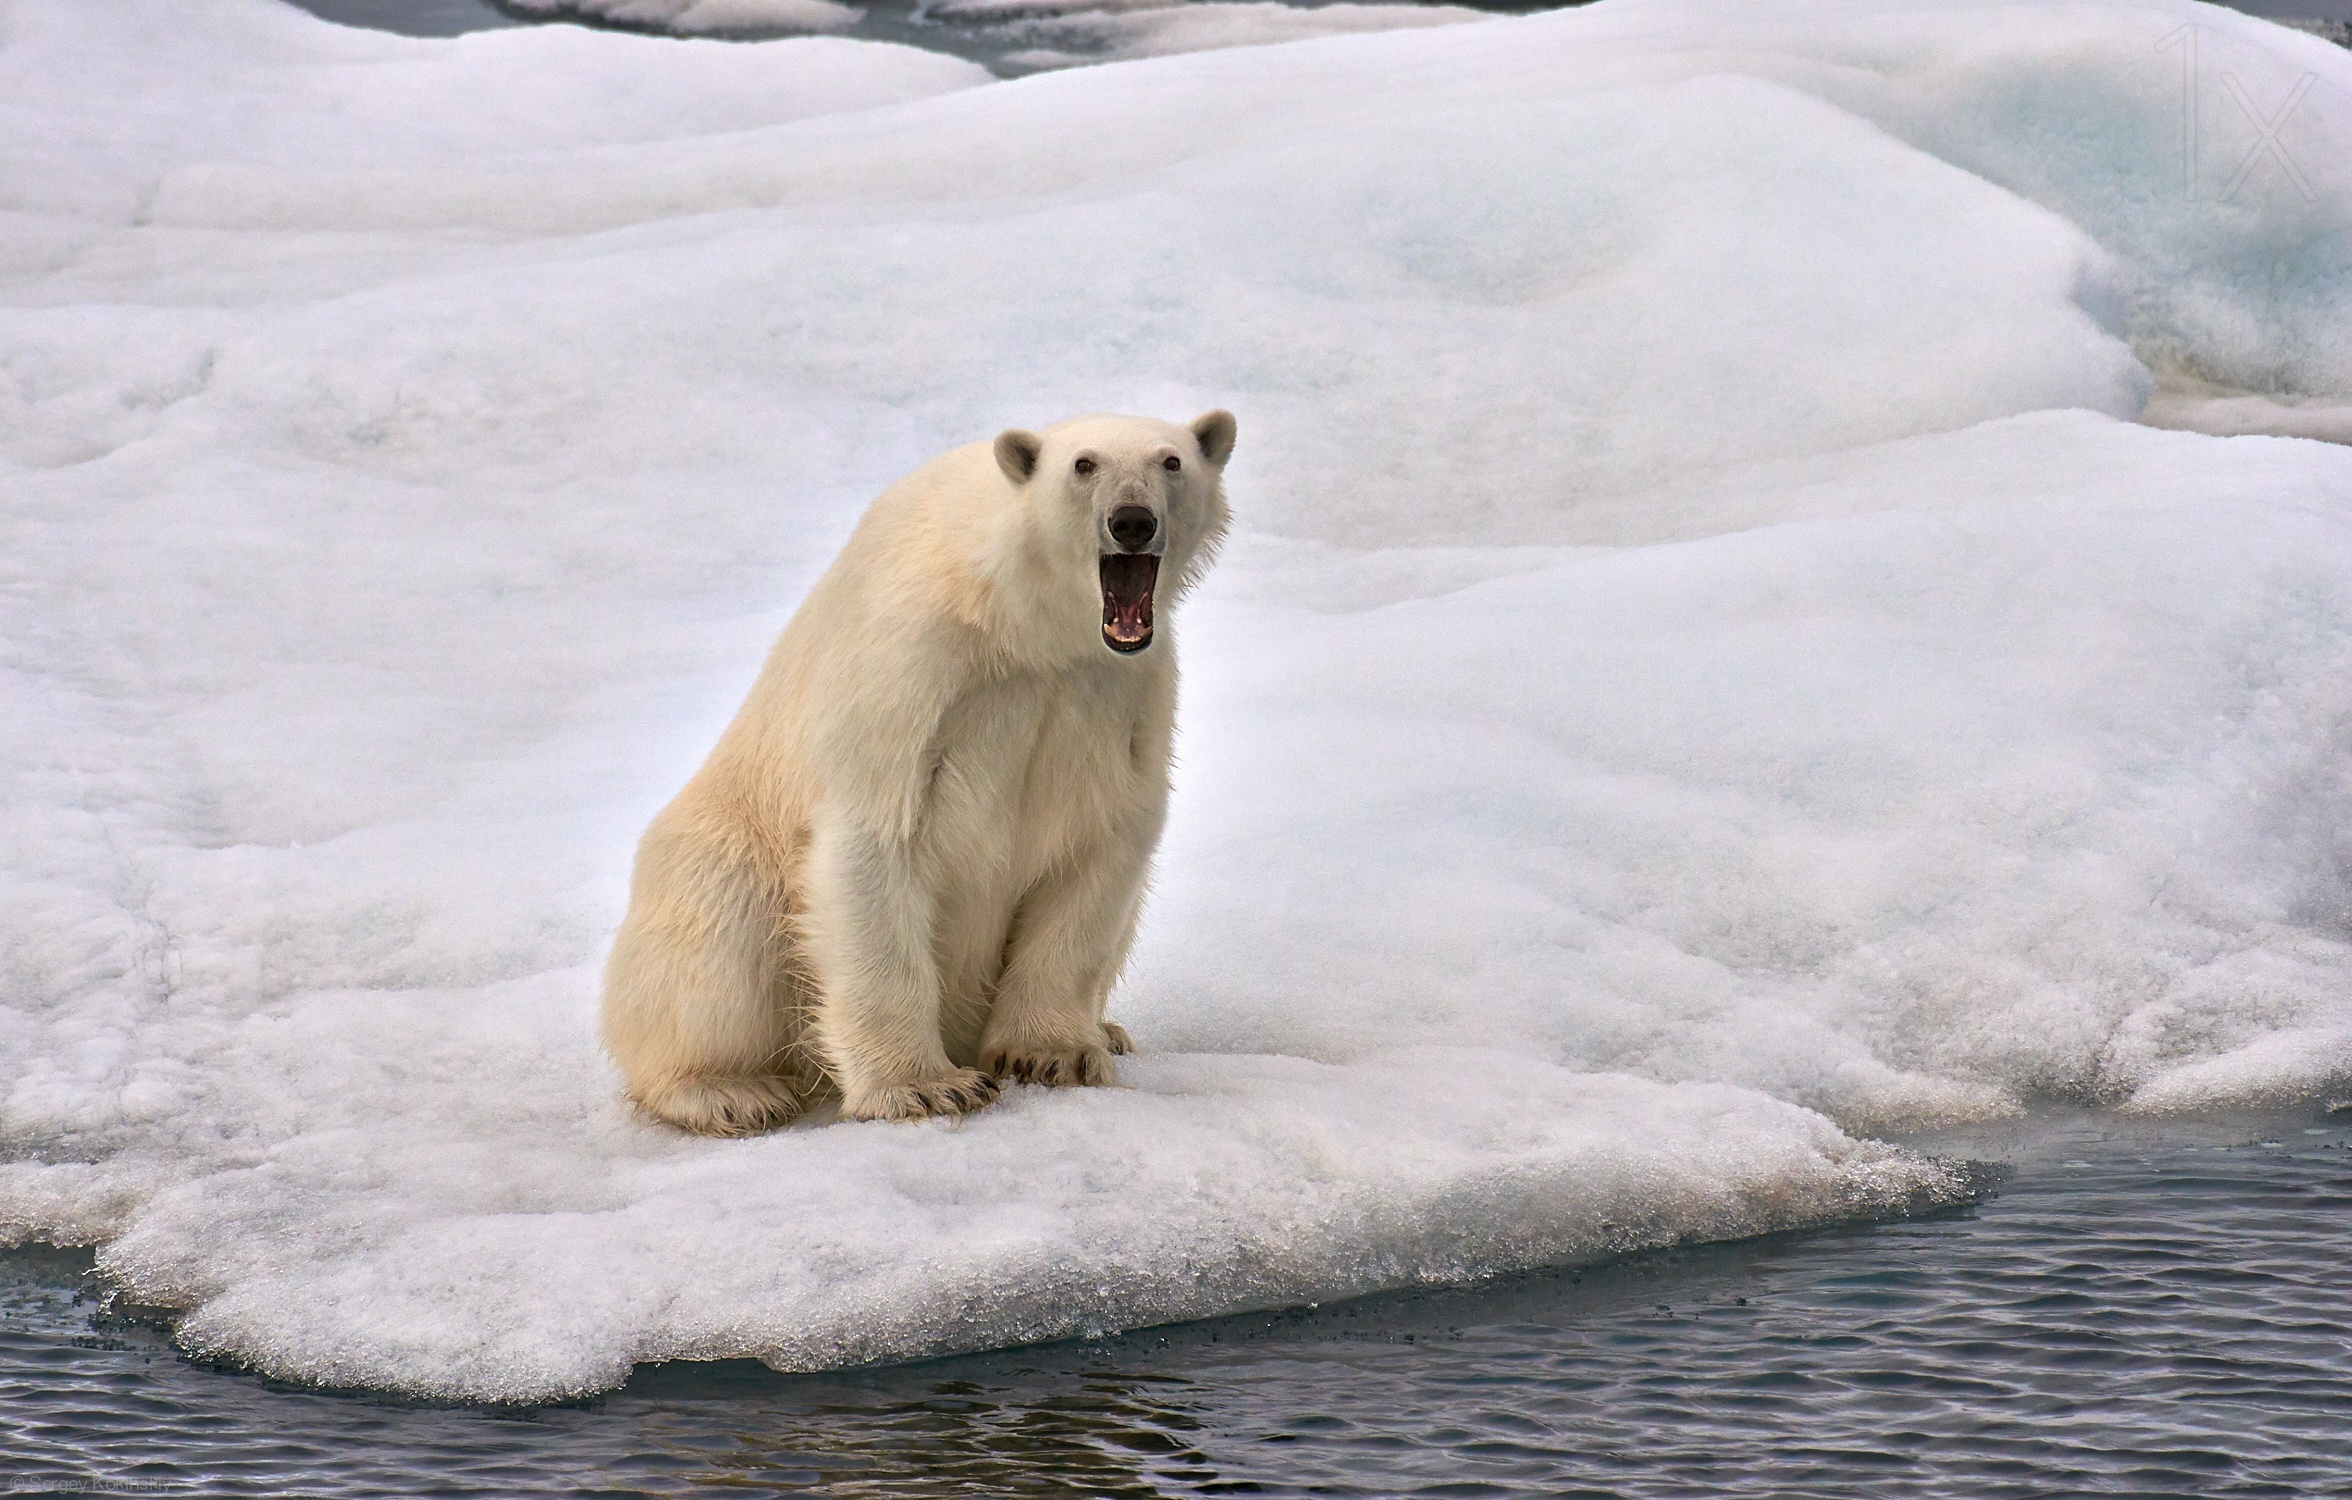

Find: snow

[2,0,2349,1400]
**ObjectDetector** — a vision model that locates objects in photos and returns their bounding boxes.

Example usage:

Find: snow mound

[1,0,2349,1399]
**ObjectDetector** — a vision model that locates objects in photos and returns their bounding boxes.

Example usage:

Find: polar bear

[601,411,1236,1133]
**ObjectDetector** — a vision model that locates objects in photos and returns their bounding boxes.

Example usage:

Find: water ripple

[2,1109,2348,1497]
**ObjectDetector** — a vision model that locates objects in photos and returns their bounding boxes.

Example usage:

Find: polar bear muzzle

[1099,552,1157,653]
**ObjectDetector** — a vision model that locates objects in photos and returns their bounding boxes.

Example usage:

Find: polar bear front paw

[1101,1021,1136,1056]
[843,1067,1002,1123]
[982,1040,1119,1088]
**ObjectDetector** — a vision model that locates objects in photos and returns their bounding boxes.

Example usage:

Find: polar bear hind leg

[602,808,807,1136]
[636,1074,805,1137]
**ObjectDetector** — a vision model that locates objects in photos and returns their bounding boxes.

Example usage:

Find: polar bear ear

[995,429,1043,485]
[1190,409,1237,466]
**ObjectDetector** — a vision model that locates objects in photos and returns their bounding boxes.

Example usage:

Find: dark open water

[278,1,2351,77]
[4,1106,2347,1497]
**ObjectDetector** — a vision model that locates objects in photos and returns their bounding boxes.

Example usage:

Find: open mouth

[1099,553,1158,654]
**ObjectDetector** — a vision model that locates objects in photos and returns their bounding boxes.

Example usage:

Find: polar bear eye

[1074,457,1096,476]
[1162,455,1181,472]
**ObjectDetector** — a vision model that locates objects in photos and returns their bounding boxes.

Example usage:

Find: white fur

[602,412,1235,1132]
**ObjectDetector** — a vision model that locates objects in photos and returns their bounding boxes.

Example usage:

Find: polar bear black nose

[1108,505,1159,553]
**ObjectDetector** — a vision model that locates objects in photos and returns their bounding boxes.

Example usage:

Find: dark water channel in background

[4,1106,2348,1498]
[279,0,2352,77]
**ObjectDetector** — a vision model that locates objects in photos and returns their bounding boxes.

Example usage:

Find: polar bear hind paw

[1101,1021,1135,1056]
[982,1041,1119,1088]
[845,1067,1002,1122]
[636,1074,804,1137]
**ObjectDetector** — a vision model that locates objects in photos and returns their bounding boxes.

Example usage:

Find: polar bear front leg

[980,841,1149,1088]
[804,805,1001,1122]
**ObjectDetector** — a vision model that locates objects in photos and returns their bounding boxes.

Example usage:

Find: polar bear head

[993,410,1235,658]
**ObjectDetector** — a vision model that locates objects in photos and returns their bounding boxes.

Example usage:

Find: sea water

[4,1107,2347,1496]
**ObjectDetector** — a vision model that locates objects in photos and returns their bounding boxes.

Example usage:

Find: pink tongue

[1100,554,1158,645]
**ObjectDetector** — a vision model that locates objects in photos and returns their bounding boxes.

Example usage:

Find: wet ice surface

[4,1108,2348,1498]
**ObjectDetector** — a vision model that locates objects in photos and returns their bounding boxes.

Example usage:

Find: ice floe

[1,0,2347,1399]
